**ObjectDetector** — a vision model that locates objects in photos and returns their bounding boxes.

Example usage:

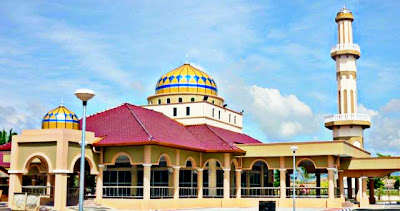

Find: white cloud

[247,85,321,140]
[381,99,400,113]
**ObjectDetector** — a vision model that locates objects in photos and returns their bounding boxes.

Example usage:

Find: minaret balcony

[325,113,371,129]
[330,43,361,59]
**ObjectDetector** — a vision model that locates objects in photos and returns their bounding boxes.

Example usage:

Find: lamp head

[75,89,95,102]
[290,146,298,152]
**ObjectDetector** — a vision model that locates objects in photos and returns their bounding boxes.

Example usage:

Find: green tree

[0,129,17,144]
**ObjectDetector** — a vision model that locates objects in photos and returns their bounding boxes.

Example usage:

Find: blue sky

[0,1,399,155]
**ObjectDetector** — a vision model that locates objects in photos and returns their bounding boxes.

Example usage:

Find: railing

[325,113,370,123]
[375,188,400,202]
[330,43,360,54]
[179,187,198,198]
[241,187,280,198]
[103,186,143,198]
[150,186,173,199]
[286,187,331,198]
[203,187,223,198]
[22,186,52,196]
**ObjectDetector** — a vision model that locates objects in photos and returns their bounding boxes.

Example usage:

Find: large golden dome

[155,63,218,96]
[42,104,79,130]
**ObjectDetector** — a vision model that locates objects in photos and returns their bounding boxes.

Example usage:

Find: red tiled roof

[0,142,11,151]
[87,103,260,152]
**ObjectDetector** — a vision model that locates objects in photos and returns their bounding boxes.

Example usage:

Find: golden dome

[336,6,354,22]
[42,104,79,130]
[155,63,218,96]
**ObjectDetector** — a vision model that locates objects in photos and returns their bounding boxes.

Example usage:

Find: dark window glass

[191,98,195,102]
[158,99,161,105]
[173,107,177,116]
[218,111,221,119]
[167,98,171,104]
[179,98,183,103]
[186,107,190,116]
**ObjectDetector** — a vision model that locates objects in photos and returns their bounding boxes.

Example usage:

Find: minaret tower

[325,7,371,149]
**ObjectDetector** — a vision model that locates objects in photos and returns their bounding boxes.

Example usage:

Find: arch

[296,158,317,169]
[230,159,239,169]
[184,156,197,168]
[157,153,172,166]
[343,89,348,113]
[248,159,270,170]
[69,154,98,175]
[202,158,223,168]
[27,165,41,175]
[166,98,171,104]
[110,152,134,165]
[22,152,53,173]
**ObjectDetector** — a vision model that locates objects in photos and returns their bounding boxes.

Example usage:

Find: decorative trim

[98,164,105,168]
[53,169,70,174]
[222,168,231,171]
[327,168,337,171]
[196,168,204,171]
[337,71,356,80]
[142,164,152,167]
[360,176,368,179]
[8,170,23,174]
[172,166,181,169]
[279,169,287,171]
[235,169,242,172]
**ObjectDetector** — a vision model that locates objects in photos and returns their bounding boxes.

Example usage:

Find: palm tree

[0,129,17,145]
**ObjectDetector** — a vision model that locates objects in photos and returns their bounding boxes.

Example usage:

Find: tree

[0,129,17,145]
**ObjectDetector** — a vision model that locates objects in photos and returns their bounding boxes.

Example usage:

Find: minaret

[325,7,371,149]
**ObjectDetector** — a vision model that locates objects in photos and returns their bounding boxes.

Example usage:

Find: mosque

[6,7,400,210]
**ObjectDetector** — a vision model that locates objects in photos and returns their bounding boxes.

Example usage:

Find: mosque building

[6,7,400,210]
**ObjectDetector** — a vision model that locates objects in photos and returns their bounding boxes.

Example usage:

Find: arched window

[212,100,215,104]
[167,98,171,104]
[179,98,183,103]
[158,99,161,105]
[191,98,195,102]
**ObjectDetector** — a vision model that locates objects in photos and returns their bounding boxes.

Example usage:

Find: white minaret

[325,7,371,149]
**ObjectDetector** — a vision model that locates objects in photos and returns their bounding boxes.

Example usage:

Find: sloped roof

[86,103,260,152]
[0,142,11,151]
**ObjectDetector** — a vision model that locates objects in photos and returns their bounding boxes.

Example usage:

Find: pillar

[268,170,274,186]
[54,173,68,210]
[328,169,335,199]
[347,177,353,199]
[143,164,151,200]
[209,160,217,196]
[173,166,180,199]
[8,173,22,208]
[260,165,264,187]
[316,170,321,196]
[223,168,230,199]
[369,178,376,204]
[235,170,241,198]
[355,178,360,201]
[131,165,137,195]
[279,169,286,199]
[197,168,203,198]
[338,171,344,199]
[360,177,370,207]
[95,165,104,201]
[46,173,53,195]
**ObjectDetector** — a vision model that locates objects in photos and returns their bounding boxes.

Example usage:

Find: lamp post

[290,146,298,211]
[75,89,95,211]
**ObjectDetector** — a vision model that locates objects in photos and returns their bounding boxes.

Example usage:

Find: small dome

[155,63,218,96]
[42,104,79,130]
[338,7,352,14]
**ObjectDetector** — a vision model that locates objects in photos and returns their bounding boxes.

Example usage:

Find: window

[173,107,177,116]
[158,99,161,105]
[179,98,183,103]
[218,111,221,119]
[167,98,171,104]
[229,114,231,122]
[234,116,236,124]
[212,100,215,104]
[186,107,190,116]
[191,98,195,102]
[212,108,215,117]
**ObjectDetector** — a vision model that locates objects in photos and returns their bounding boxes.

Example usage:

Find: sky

[0,1,399,156]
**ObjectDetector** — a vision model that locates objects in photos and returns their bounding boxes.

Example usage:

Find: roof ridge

[125,103,154,141]
[204,124,236,150]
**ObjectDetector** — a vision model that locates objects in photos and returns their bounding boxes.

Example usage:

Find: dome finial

[60,97,64,106]
[185,52,189,64]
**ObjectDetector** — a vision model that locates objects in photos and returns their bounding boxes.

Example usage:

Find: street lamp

[75,89,95,211]
[290,146,298,211]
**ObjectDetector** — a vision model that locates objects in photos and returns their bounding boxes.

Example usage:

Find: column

[360,177,369,206]
[54,173,68,210]
[209,160,217,196]
[279,169,286,199]
[268,170,274,186]
[143,164,151,200]
[347,177,353,199]
[197,168,203,198]
[131,165,137,195]
[46,173,53,196]
[369,178,376,204]
[173,166,180,199]
[235,170,242,198]
[223,168,230,199]
[316,170,321,196]
[355,178,360,201]
[8,173,22,208]
[260,165,264,187]
[95,165,104,201]
[338,171,344,199]
[328,168,335,199]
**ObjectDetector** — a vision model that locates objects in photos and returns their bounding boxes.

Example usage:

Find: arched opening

[203,159,223,198]
[150,155,172,198]
[22,155,53,201]
[179,159,198,198]
[67,158,95,206]
[103,155,143,199]
[191,98,195,102]
[166,98,171,104]
[366,171,400,204]
[242,160,273,197]
[178,98,182,103]
[292,159,325,198]
[158,99,161,105]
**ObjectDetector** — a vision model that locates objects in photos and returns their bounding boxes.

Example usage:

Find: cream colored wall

[17,142,57,172]
[143,102,243,133]
[103,146,145,165]
[333,125,363,137]
[148,93,224,106]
